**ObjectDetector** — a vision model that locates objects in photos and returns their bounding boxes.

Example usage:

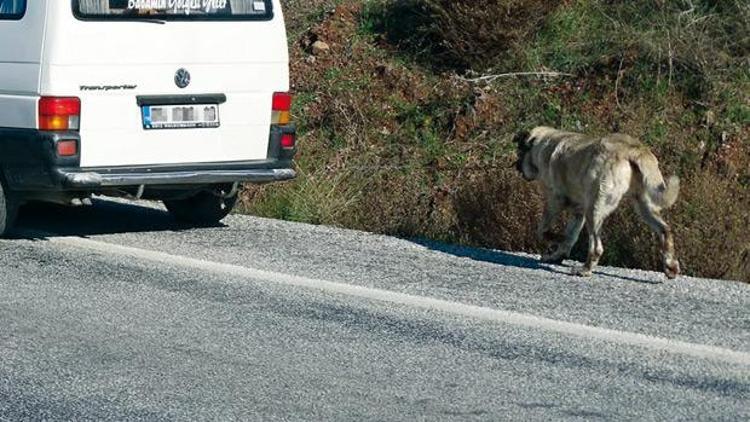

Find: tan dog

[515,127,681,279]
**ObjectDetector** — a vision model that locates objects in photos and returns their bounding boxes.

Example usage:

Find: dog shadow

[410,238,663,285]
[409,238,563,273]
[10,199,224,239]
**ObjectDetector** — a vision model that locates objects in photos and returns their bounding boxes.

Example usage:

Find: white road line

[48,234,750,367]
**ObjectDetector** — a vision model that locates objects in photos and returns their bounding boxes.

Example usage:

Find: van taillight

[281,133,296,149]
[39,97,81,131]
[56,140,78,157]
[271,92,292,125]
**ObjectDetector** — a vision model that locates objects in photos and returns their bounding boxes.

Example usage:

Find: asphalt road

[0,199,748,421]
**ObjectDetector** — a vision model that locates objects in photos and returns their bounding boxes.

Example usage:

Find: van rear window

[0,0,27,20]
[74,0,273,21]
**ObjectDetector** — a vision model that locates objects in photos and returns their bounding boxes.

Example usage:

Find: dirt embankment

[242,0,750,282]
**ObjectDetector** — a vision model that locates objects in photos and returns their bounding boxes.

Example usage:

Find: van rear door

[41,0,289,168]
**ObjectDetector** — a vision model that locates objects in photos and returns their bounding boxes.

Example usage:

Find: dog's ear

[513,130,532,150]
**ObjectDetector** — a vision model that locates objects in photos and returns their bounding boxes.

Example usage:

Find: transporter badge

[175,68,191,89]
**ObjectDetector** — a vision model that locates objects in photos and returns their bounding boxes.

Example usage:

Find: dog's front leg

[542,214,584,264]
[537,197,564,244]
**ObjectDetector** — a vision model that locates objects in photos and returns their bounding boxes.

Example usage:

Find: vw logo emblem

[175,68,191,89]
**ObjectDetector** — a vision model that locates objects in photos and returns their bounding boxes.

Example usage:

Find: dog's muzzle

[516,150,537,181]
[515,156,525,174]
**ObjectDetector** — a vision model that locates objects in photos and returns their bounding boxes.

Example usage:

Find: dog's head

[514,130,538,181]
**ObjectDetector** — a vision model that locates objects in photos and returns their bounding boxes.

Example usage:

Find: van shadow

[12,199,220,238]
[409,238,663,285]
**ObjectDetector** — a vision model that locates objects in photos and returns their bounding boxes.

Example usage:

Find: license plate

[142,104,220,130]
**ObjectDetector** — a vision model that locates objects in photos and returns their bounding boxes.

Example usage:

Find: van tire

[0,179,19,238]
[163,192,237,226]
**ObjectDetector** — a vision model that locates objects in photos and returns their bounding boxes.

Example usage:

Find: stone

[311,40,330,56]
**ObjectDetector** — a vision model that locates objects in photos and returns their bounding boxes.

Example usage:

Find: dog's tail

[629,149,680,209]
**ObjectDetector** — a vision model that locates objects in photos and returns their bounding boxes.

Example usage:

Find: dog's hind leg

[573,217,605,277]
[635,199,680,279]
[573,173,629,277]
[542,213,584,264]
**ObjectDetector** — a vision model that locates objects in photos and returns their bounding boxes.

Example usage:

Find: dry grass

[432,0,565,70]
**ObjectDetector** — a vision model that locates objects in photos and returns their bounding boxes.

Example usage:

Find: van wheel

[0,180,19,238]
[163,192,237,226]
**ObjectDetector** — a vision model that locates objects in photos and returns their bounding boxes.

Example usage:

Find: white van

[0,0,296,236]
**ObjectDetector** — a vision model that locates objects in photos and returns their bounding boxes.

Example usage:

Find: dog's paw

[665,259,681,280]
[541,244,567,264]
[541,253,565,265]
[571,266,593,277]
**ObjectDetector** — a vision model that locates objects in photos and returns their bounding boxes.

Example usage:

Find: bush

[420,0,562,70]
[363,0,561,71]
[451,167,545,252]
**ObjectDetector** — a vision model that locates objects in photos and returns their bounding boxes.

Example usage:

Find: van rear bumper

[57,165,296,188]
[0,126,296,191]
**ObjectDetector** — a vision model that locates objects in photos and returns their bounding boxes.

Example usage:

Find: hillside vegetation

[241,0,750,282]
